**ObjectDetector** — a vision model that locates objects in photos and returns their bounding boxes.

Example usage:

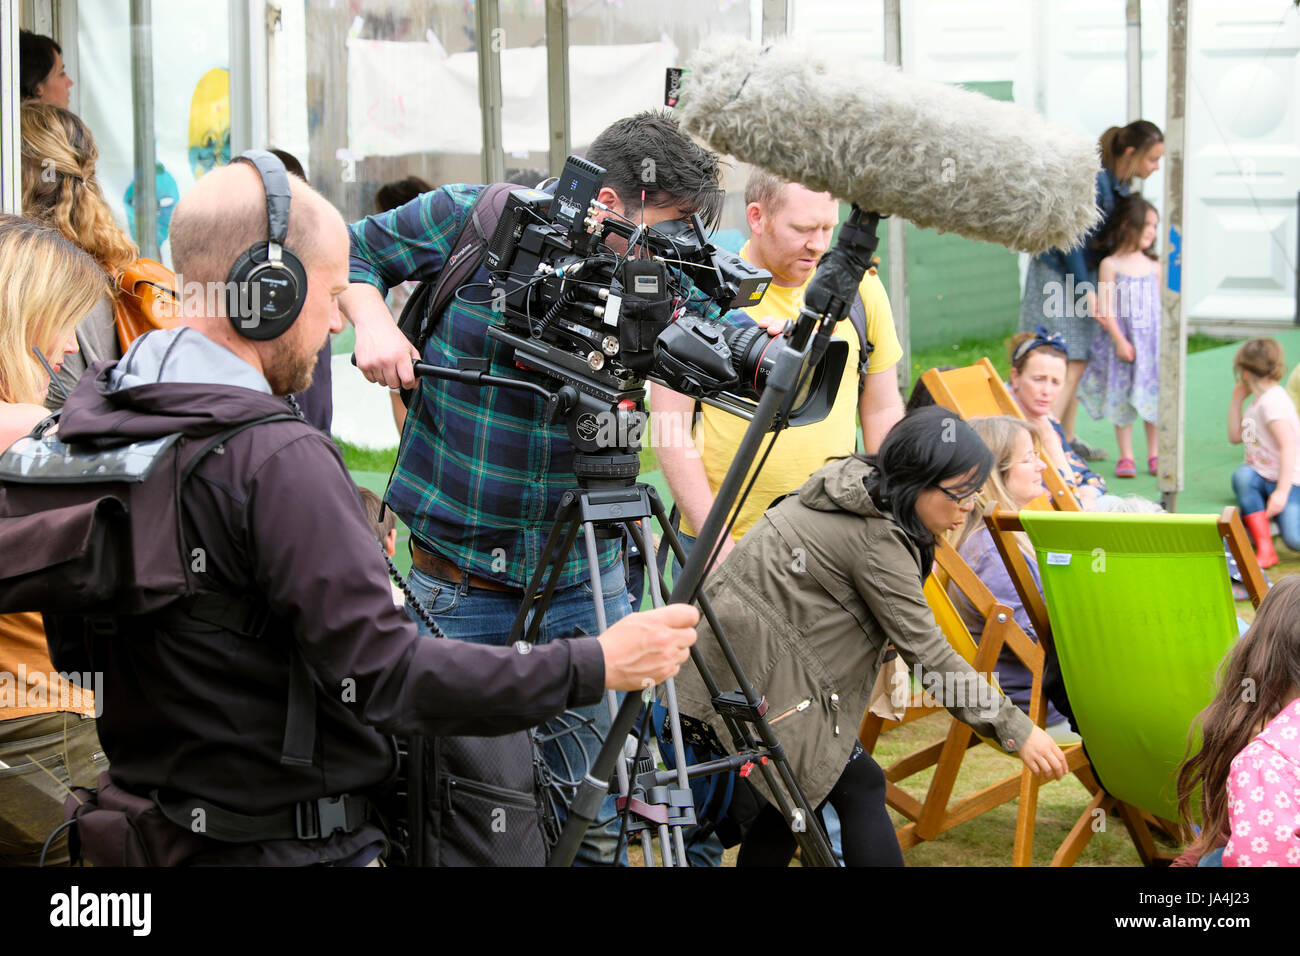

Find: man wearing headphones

[50,153,699,865]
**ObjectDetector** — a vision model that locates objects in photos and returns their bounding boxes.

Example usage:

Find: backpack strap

[399,182,520,357]
[396,182,523,407]
[847,289,874,390]
[177,408,321,767]
[179,412,306,482]
[153,790,373,842]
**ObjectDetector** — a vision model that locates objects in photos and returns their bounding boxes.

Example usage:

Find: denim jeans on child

[1231,465,1300,551]
[404,559,631,866]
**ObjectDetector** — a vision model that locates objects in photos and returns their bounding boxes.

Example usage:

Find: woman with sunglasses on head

[1006,327,1107,510]
[671,405,1069,866]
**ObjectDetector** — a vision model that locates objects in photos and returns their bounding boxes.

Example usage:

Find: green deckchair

[985,507,1267,866]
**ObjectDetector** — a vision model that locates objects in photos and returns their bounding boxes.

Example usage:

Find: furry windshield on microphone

[680,36,1101,255]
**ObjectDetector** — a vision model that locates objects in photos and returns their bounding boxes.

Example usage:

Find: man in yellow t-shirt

[651,170,904,565]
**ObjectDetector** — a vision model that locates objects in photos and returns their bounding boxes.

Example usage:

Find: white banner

[346,35,678,158]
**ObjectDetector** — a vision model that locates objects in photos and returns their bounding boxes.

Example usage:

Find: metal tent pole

[1157,0,1189,514]
[130,0,158,259]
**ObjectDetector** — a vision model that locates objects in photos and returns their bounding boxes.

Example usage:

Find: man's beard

[262,335,321,396]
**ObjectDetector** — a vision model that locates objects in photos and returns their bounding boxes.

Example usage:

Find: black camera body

[483,157,846,430]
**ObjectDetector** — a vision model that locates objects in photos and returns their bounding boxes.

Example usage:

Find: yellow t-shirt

[679,243,902,539]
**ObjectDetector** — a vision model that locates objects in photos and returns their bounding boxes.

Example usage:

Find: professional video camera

[482,155,847,437]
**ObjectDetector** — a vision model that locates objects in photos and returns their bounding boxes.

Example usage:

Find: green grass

[335,437,397,474]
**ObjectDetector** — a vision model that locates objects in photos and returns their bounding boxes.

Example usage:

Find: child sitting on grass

[1228,338,1300,569]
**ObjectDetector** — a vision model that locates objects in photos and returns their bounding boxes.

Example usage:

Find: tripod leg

[508,495,581,644]
[579,520,631,804]
[632,516,691,869]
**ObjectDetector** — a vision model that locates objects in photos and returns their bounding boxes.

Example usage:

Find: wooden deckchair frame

[859,537,1090,865]
[984,507,1268,865]
[920,360,1081,513]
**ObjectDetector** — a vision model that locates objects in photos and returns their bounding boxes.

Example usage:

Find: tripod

[470,321,839,866]
[504,434,839,867]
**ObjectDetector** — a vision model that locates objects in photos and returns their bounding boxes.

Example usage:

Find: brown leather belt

[411,542,525,594]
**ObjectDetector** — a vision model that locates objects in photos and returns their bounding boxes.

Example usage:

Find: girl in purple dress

[1078,196,1161,478]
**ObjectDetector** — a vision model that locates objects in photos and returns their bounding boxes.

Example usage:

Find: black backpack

[0,410,327,771]
[0,412,303,620]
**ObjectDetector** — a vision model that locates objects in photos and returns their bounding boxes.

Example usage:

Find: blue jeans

[405,559,632,866]
[1231,465,1300,551]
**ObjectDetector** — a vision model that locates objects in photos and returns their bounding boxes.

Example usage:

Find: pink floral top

[1223,697,1300,866]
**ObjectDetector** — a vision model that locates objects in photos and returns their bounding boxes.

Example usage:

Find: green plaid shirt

[349,184,737,588]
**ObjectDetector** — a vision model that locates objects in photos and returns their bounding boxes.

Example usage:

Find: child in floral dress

[1078,196,1161,479]
[1178,576,1300,866]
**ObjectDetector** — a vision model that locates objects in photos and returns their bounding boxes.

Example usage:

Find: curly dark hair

[586,110,725,230]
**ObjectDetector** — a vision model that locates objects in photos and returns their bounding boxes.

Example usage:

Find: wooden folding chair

[985,507,1268,865]
[920,360,1080,512]
[859,538,1089,865]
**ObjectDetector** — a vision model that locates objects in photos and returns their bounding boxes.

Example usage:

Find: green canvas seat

[986,507,1267,865]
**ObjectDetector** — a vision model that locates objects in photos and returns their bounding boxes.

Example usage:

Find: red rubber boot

[1242,511,1279,570]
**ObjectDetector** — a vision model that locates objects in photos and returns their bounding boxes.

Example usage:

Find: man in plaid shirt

[340,111,730,865]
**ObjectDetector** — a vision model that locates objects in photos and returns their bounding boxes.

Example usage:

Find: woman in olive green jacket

[673,406,1067,865]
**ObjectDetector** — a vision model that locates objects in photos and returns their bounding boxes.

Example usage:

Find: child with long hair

[1078,194,1161,479]
[1178,575,1300,866]
[1228,338,1300,569]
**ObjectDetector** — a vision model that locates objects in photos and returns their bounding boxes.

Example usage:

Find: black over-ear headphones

[226,149,308,340]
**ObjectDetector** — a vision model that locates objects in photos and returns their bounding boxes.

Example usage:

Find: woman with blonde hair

[0,213,110,866]
[949,414,1078,742]
[21,101,137,407]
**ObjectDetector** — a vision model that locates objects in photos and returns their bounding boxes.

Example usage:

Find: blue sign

[1166,225,1181,294]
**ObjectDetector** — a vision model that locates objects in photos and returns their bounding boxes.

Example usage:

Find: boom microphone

[679,36,1101,254]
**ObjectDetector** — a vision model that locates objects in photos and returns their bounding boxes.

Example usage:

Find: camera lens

[725,324,815,409]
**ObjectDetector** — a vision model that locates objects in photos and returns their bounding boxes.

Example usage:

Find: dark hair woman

[672,405,1069,866]
[1019,119,1164,464]
[19,30,72,107]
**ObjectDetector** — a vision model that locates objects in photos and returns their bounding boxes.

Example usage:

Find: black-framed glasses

[936,484,980,505]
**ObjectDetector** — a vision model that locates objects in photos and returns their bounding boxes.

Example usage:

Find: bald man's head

[169,160,350,394]
[169,161,339,304]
